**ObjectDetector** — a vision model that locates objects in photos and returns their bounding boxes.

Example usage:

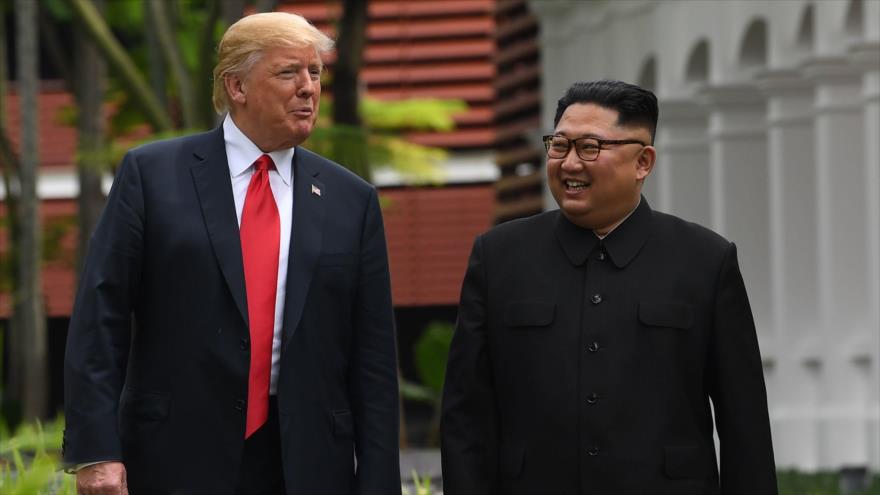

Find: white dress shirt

[224,114,293,395]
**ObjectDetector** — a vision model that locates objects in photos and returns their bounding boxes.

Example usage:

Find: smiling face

[225,44,322,152]
[547,103,655,233]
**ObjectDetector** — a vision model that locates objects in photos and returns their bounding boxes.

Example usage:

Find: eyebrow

[271,60,323,71]
[553,132,605,140]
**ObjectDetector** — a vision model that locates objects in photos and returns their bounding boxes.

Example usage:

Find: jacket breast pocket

[504,301,556,329]
[638,301,694,330]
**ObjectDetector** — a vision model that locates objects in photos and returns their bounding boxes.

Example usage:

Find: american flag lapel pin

[311,184,321,197]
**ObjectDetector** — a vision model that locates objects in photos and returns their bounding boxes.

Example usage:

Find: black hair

[553,80,659,142]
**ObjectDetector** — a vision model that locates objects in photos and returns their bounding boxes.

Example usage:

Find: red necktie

[240,154,280,438]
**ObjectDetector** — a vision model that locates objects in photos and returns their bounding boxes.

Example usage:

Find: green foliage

[414,321,454,393]
[777,469,880,495]
[0,416,75,494]
[0,214,77,291]
[306,98,465,185]
[400,321,455,405]
[42,215,77,265]
[0,416,64,456]
[362,98,466,132]
[46,1,466,183]
[104,0,145,32]
[402,470,434,495]
[400,321,455,447]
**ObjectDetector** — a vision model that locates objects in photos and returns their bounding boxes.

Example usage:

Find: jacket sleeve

[63,151,145,465]
[708,242,778,494]
[441,234,498,494]
[350,187,402,494]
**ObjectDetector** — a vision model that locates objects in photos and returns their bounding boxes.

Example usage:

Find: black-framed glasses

[542,135,646,161]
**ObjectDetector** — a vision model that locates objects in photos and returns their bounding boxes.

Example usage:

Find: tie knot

[254,154,275,172]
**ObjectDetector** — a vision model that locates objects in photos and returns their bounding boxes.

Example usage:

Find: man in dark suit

[63,12,400,494]
[441,80,776,494]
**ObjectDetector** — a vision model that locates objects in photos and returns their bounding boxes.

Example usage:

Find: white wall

[531,0,880,472]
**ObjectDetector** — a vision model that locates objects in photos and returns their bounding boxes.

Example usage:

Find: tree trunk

[332,0,370,180]
[221,0,247,28]
[143,0,167,109]
[64,0,172,132]
[148,0,197,129]
[196,0,221,128]
[254,0,279,13]
[13,0,48,422]
[75,0,106,273]
[37,7,73,89]
[0,6,23,421]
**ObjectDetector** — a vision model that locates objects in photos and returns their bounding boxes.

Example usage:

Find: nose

[560,146,584,172]
[297,73,316,98]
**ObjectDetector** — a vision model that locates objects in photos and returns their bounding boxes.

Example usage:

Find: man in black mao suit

[441,80,776,494]
[63,13,400,494]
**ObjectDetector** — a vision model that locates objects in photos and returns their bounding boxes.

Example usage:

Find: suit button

[235,399,245,411]
[587,446,600,456]
[591,294,603,304]
[240,338,250,350]
[587,392,599,405]
[598,251,606,261]
[587,341,600,352]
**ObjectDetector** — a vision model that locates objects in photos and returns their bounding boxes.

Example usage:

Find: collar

[554,195,653,268]
[596,196,640,239]
[223,114,293,186]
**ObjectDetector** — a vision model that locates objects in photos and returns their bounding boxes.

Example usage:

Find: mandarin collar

[554,195,653,268]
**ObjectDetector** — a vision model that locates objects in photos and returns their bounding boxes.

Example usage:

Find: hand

[76,462,128,495]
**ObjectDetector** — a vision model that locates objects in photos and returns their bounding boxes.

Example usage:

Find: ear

[635,145,656,181]
[225,73,247,106]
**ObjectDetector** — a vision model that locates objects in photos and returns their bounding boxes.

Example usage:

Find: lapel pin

[311,184,321,197]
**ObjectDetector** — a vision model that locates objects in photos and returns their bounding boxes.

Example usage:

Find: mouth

[291,107,313,117]
[563,179,590,192]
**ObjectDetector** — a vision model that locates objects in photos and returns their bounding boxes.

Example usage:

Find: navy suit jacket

[63,126,401,494]
[442,198,776,495]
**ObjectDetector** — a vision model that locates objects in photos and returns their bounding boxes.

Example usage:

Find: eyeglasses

[542,135,647,161]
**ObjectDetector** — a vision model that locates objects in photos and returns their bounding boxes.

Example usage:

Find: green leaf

[398,379,437,403]
[413,321,454,393]
[362,98,467,131]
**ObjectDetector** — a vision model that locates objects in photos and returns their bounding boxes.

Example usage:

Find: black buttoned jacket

[441,198,777,495]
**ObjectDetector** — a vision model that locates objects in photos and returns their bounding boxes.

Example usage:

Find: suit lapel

[190,127,249,325]
[282,147,325,349]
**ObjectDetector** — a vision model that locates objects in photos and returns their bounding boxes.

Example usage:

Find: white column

[698,85,772,343]
[654,100,710,226]
[756,69,821,470]
[850,40,880,471]
[531,0,589,211]
[803,56,872,469]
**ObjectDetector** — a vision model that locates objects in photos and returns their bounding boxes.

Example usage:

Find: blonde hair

[212,12,335,114]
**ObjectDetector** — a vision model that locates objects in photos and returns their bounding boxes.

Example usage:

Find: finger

[120,467,129,495]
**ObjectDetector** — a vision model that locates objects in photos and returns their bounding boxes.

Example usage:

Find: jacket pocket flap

[120,388,169,421]
[663,444,710,479]
[331,410,354,439]
[504,302,556,327]
[639,301,693,329]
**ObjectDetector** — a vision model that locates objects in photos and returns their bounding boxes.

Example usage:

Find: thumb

[120,467,129,495]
